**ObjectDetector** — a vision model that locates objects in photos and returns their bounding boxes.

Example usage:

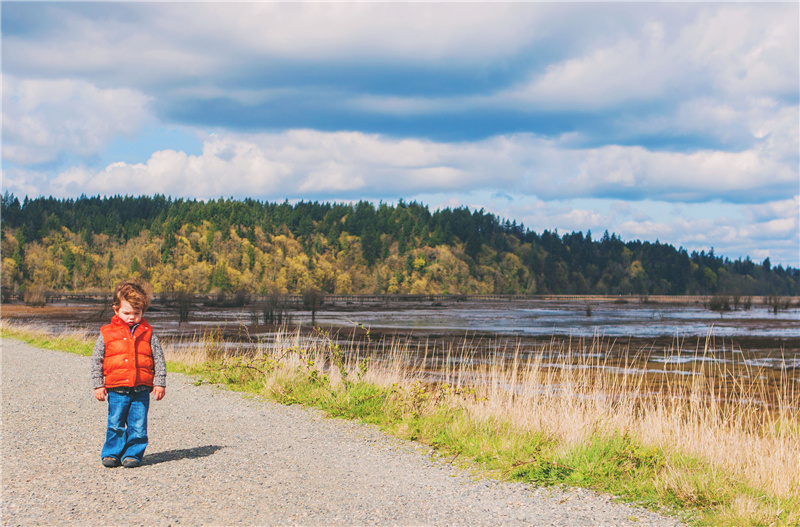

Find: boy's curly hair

[112,279,152,311]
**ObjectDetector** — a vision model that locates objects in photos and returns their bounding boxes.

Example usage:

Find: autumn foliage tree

[1,192,797,297]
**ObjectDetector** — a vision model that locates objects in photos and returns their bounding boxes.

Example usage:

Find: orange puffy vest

[100,315,155,388]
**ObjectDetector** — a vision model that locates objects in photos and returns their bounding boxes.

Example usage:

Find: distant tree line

[1,192,797,297]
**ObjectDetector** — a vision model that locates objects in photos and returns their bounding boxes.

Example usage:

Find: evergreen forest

[1,193,797,297]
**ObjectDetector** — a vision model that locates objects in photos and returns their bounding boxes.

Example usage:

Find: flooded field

[4,296,799,401]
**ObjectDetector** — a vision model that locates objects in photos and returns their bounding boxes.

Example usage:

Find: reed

[164,328,799,525]
[459,340,798,498]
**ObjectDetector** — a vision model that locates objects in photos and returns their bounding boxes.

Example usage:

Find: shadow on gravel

[143,445,226,466]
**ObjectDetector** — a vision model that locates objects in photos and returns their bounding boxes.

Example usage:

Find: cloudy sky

[2,2,798,267]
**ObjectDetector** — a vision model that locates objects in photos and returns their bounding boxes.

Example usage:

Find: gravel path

[2,338,684,526]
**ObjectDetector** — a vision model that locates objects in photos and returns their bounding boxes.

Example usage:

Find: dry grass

[163,327,799,504]
[450,344,799,500]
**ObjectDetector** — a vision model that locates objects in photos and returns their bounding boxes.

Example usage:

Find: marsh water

[4,297,799,396]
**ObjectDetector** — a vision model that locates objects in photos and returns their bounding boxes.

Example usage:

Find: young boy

[91,279,166,468]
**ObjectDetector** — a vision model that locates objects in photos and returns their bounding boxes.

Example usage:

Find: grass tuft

[1,321,94,356]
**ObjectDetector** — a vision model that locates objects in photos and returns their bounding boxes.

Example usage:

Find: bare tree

[302,288,325,324]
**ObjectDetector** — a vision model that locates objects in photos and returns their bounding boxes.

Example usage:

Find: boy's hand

[152,386,166,401]
[94,387,107,401]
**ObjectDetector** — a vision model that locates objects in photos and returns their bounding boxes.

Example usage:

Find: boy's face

[113,299,143,326]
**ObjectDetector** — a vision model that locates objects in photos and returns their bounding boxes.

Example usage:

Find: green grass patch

[1,325,94,356]
[165,360,198,374]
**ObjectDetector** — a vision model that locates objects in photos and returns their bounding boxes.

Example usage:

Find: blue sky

[2,2,798,267]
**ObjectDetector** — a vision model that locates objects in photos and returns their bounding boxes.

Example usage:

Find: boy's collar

[111,315,150,333]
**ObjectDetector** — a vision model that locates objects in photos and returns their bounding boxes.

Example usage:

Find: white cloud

[503,4,797,111]
[3,8,219,87]
[44,131,485,200]
[685,5,799,97]
[10,3,793,100]
[139,3,552,64]
[625,96,799,163]
[508,30,672,109]
[4,3,795,169]
[3,3,556,90]
[37,130,797,206]
[583,147,790,199]
[1,168,52,199]
[2,76,152,165]
[744,196,800,224]
[476,195,798,266]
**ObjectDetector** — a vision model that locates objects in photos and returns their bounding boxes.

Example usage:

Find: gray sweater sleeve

[90,334,106,389]
[89,332,167,388]
[151,333,167,387]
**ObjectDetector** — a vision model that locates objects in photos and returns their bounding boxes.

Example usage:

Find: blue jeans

[101,389,150,462]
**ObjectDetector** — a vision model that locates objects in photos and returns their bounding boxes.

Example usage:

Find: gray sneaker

[122,458,140,468]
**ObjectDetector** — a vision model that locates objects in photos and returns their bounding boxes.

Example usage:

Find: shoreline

[4,297,798,355]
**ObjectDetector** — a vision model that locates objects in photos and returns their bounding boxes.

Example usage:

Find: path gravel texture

[1,338,685,526]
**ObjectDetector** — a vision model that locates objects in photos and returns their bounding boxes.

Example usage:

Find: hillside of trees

[1,193,797,297]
